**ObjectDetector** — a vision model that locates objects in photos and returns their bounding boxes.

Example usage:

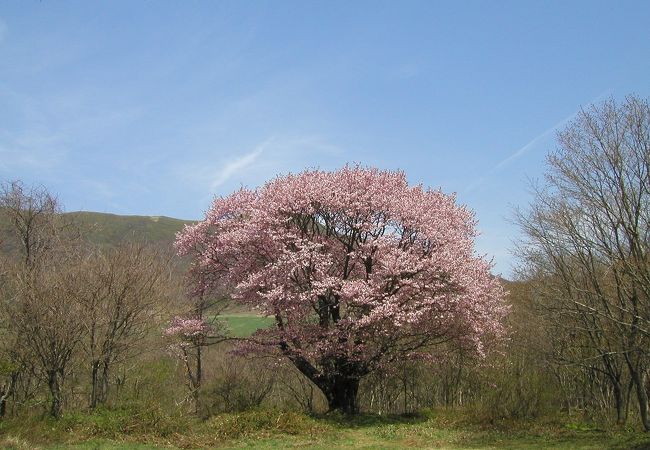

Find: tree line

[0,182,176,418]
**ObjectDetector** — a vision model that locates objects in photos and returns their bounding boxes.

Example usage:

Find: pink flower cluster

[176,166,507,367]
[165,316,212,340]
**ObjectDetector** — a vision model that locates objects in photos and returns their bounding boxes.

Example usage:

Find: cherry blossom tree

[176,166,506,414]
[165,316,222,412]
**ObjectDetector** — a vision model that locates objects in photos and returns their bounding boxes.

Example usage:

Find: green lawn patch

[219,314,275,337]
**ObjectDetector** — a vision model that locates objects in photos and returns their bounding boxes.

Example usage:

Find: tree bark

[323,375,360,415]
[193,345,202,414]
[90,360,100,409]
[99,359,110,405]
[47,370,63,419]
[632,370,650,432]
[90,359,110,408]
[0,391,6,418]
[288,355,362,414]
[0,373,15,419]
[280,340,365,414]
[613,381,626,425]
[626,353,650,432]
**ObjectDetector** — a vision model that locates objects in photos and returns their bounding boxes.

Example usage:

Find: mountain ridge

[0,210,196,252]
[64,211,196,246]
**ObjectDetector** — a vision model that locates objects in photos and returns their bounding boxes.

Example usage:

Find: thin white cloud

[465,90,611,193]
[494,116,571,170]
[210,138,272,190]
[0,82,144,176]
[463,119,567,193]
[178,134,345,213]
[238,134,345,181]
[0,131,67,171]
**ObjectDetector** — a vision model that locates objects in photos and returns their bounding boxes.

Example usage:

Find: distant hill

[0,210,196,253]
[66,211,195,247]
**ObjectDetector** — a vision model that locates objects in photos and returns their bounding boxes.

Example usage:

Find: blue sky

[1,1,649,277]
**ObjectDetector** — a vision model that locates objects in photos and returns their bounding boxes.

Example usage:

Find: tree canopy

[177,166,506,413]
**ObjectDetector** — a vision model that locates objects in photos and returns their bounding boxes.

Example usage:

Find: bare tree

[77,243,175,409]
[1,181,183,417]
[515,95,650,429]
[0,181,81,418]
[0,181,61,268]
[6,249,86,418]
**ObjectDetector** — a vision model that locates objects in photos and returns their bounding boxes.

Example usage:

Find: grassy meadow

[4,312,648,449]
[219,313,275,338]
[2,306,648,449]
[1,408,649,449]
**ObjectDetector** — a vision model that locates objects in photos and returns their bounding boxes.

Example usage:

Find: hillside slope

[66,211,195,247]
[0,210,195,253]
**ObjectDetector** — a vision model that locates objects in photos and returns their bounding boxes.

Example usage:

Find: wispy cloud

[0,130,67,172]
[465,91,611,193]
[210,138,272,190]
[464,114,572,193]
[0,85,142,175]
[178,134,345,206]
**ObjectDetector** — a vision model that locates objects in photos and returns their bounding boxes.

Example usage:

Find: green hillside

[66,211,195,246]
[0,210,196,256]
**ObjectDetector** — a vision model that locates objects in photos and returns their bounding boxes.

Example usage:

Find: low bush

[200,358,276,416]
[204,409,329,439]
[65,403,190,438]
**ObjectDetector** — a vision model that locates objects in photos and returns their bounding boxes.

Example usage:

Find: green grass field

[219,313,275,337]
[2,409,649,449]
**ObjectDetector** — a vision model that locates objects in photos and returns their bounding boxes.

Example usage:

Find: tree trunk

[90,360,100,409]
[612,380,626,425]
[0,374,14,419]
[633,370,650,431]
[193,345,202,414]
[99,359,110,405]
[626,355,650,431]
[0,391,6,418]
[47,370,63,419]
[281,343,364,415]
[323,375,360,415]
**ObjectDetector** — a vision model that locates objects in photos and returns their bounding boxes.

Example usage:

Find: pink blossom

[176,166,508,408]
[165,316,212,340]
